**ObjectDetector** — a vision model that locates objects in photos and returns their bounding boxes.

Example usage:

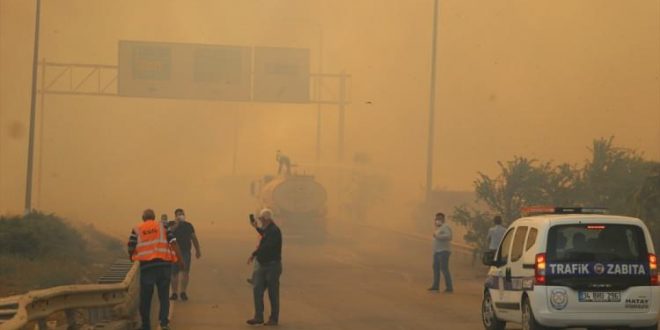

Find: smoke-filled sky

[1,0,658,228]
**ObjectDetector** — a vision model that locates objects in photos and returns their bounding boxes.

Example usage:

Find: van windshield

[547,224,648,263]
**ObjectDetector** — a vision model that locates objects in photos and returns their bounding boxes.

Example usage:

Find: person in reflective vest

[128,209,183,330]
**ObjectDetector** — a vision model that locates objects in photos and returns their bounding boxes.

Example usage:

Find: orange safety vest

[131,220,178,263]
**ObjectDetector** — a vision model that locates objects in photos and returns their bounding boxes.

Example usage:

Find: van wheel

[521,297,548,330]
[482,292,506,330]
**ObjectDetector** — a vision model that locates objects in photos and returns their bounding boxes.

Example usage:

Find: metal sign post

[24,0,42,215]
[29,58,350,211]
[425,0,440,202]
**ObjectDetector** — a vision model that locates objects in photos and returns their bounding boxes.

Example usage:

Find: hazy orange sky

[1,0,658,227]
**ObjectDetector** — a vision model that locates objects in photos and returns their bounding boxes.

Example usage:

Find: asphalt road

[166,220,507,330]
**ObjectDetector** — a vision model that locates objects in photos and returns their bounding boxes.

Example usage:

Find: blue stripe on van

[485,275,536,291]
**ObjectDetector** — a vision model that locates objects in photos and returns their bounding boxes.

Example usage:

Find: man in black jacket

[247,208,283,326]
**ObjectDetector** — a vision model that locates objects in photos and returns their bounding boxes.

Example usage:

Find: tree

[635,164,660,247]
[454,157,576,251]
[453,205,492,253]
[577,137,653,215]
[453,137,658,253]
[474,157,577,223]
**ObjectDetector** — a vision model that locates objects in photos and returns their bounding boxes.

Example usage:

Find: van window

[547,224,648,263]
[497,228,515,264]
[510,226,528,262]
[526,228,538,251]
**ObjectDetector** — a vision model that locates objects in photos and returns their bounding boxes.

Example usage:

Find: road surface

[166,220,504,330]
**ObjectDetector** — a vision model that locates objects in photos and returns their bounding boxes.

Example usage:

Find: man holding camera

[246,208,283,326]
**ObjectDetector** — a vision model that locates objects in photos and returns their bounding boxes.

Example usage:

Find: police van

[481,207,659,330]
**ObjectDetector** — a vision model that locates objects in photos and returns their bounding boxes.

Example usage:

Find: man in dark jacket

[246,208,283,326]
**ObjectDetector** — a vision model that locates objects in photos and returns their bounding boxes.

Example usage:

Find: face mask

[435,220,442,226]
[176,215,185,221]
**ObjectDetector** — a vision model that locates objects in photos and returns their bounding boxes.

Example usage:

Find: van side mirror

[482,250,499,267]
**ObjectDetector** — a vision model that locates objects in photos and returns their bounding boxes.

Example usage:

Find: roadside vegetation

[0,212,124,296]
[453,137,660,252]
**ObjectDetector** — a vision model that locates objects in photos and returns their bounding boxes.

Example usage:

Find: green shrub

[0,213,123,296]
[0,212,87,260]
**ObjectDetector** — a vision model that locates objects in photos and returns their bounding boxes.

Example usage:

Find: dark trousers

[431,251,453,291]
[140,265,171,329]
[253,261,282,322]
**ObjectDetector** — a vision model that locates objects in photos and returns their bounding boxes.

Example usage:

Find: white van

[481,207,659,330]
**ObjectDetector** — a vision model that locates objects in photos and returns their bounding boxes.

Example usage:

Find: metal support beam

[315,29,324,164]
[38,61,351,105]
[338,71,347,162]
[24,0,41,214]
[425,0,440,202]
[36,58,46,209]
[232,108,240,175]
[33,60,351,186]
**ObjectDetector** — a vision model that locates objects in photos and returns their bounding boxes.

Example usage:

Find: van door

[489,227,517,321]
[545,223,652,313]
[498,226,529,320]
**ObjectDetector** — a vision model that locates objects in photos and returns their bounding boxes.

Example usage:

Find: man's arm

[164,224,185,267]
[250,221,265,235]
[436,226,452,241]
[191,232,202,258]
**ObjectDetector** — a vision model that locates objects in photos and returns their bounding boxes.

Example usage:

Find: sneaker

[427,287,439,291]
[246,318,264,325]
[264,320,279,326]
[169,293,178,301]
[180,292,188,301]
[443,289,454,294]
[161,325,171,330]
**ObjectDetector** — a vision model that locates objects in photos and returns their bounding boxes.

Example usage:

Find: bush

[0,212,87,260]
[0,213,123,296]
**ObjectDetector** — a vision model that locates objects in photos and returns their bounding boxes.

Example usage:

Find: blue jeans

[140,265,171,329]
[253,261,282,322]
[431,251,453,291]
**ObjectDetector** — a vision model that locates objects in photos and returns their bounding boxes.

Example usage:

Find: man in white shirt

[428,212,453,293]
[487,216,507,252]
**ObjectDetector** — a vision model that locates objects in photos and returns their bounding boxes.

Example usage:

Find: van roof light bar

[521,206,609,216]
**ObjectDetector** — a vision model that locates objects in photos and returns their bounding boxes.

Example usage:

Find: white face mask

[435,220,442,226]
[176,215,185,221]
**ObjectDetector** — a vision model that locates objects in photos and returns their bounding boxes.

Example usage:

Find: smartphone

[249,214,256,223]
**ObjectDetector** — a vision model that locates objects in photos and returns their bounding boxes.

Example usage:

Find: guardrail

[0,260,139,330]
[0,296,20,327]
[356,223,477,254]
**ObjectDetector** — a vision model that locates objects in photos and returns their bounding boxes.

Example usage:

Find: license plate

[578,291,621,303]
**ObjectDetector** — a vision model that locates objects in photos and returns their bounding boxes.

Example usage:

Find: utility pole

[315,27,324,164]
[338,71,346,162]
[24,0,42,215]
[425,0,439,202]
